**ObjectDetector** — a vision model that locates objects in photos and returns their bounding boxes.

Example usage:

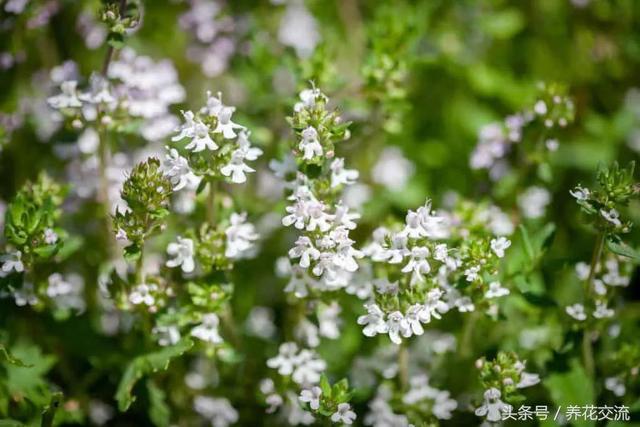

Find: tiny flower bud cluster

[474,352,540,423]
[470,82,575,179]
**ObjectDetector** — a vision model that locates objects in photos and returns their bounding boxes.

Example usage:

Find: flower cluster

[357,199,513,344]
[179,0,238,78]
[570,162,638,236]
[262,344,358,425]
[298,376,357,425]
[276,87,362,297]
[266,342,327,387]
[474,352,540,423]
[470,82,575,180]
[47,47,185,142]
[566,255,631,322]
[169,91,262,185]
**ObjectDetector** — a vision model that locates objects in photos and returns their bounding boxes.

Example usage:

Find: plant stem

[582,231,605,378]
[398,342,409,391]
[207,180,217,225]
[460,311,478,359]
[97,0,127,259]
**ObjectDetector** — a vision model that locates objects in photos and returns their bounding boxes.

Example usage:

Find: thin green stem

[582,231,606,378]
[398,342,409,392]
[207,180,218,225]
[460,311,478,359]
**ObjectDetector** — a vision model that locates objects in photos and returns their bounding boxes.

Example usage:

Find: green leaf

[545,360,595,427]
[0,420,26,427]
[147,380,170,427]
[518,225,534,262]
[0,345,32,367]
[607,240,640,263]
[33,244,59,259]
[123,244,142,262]
[319,374,332,398]
[115,339,193,412]
[5,342,56,407]
[107,32,125,49]
[55,235,83,261]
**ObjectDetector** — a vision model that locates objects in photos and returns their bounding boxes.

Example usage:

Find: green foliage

[3,173,67,266]
[115,339,193,412]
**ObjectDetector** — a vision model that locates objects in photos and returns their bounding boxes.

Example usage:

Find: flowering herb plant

[1,1,640,426]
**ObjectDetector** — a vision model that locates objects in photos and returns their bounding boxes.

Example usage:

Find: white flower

[46,273,74,297]
[474,388,512,422]
[575,262,590,280]
[299,387,322,410]
[294,88,325,112]
[44,228,59,245]
[265,393,283,414]
[593,301,614,319]
[490,237,511,258]
[153,325,181,347]
[546,138,559,151]
[357,304,388,337]
[163,148,201,191]
[405,304,425,336]
[517,372,540,389]
[129,284,155,306]
[386,311,411,344]
[330,158,359,187]
[225,212,258,259]
[518,186,551,219]
[1,250,24,276]
[245,306,276,339]
[172,110,197,141]
[285,392,316,425]
[186,121,218,152]
[191,313,223,344]
[289,236,321,268]
[193,396,238,427]
[331,403,357,425]
[334,203,360,230]
[166,236,195,273]
[401,246,431,284]
[605,377,626,397]
[292,349,326,385]
[419,288,449,323]
[600,208,622,227]
[236,131,263,161]
[79,74,115,105]
[299,126,323,160]
[464,265,480,282]
[213,106,244,139]
[318,302,341,339]
[13,282,38,306]
[278,1,321,59]
[220,148,255,184]
[372,147,414,190]
[566,303,587,321]
[48,80,83,109]
[267,342,299,376]
[485,281,509,298]
[534,100,547,115]
[569,186,590,201]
